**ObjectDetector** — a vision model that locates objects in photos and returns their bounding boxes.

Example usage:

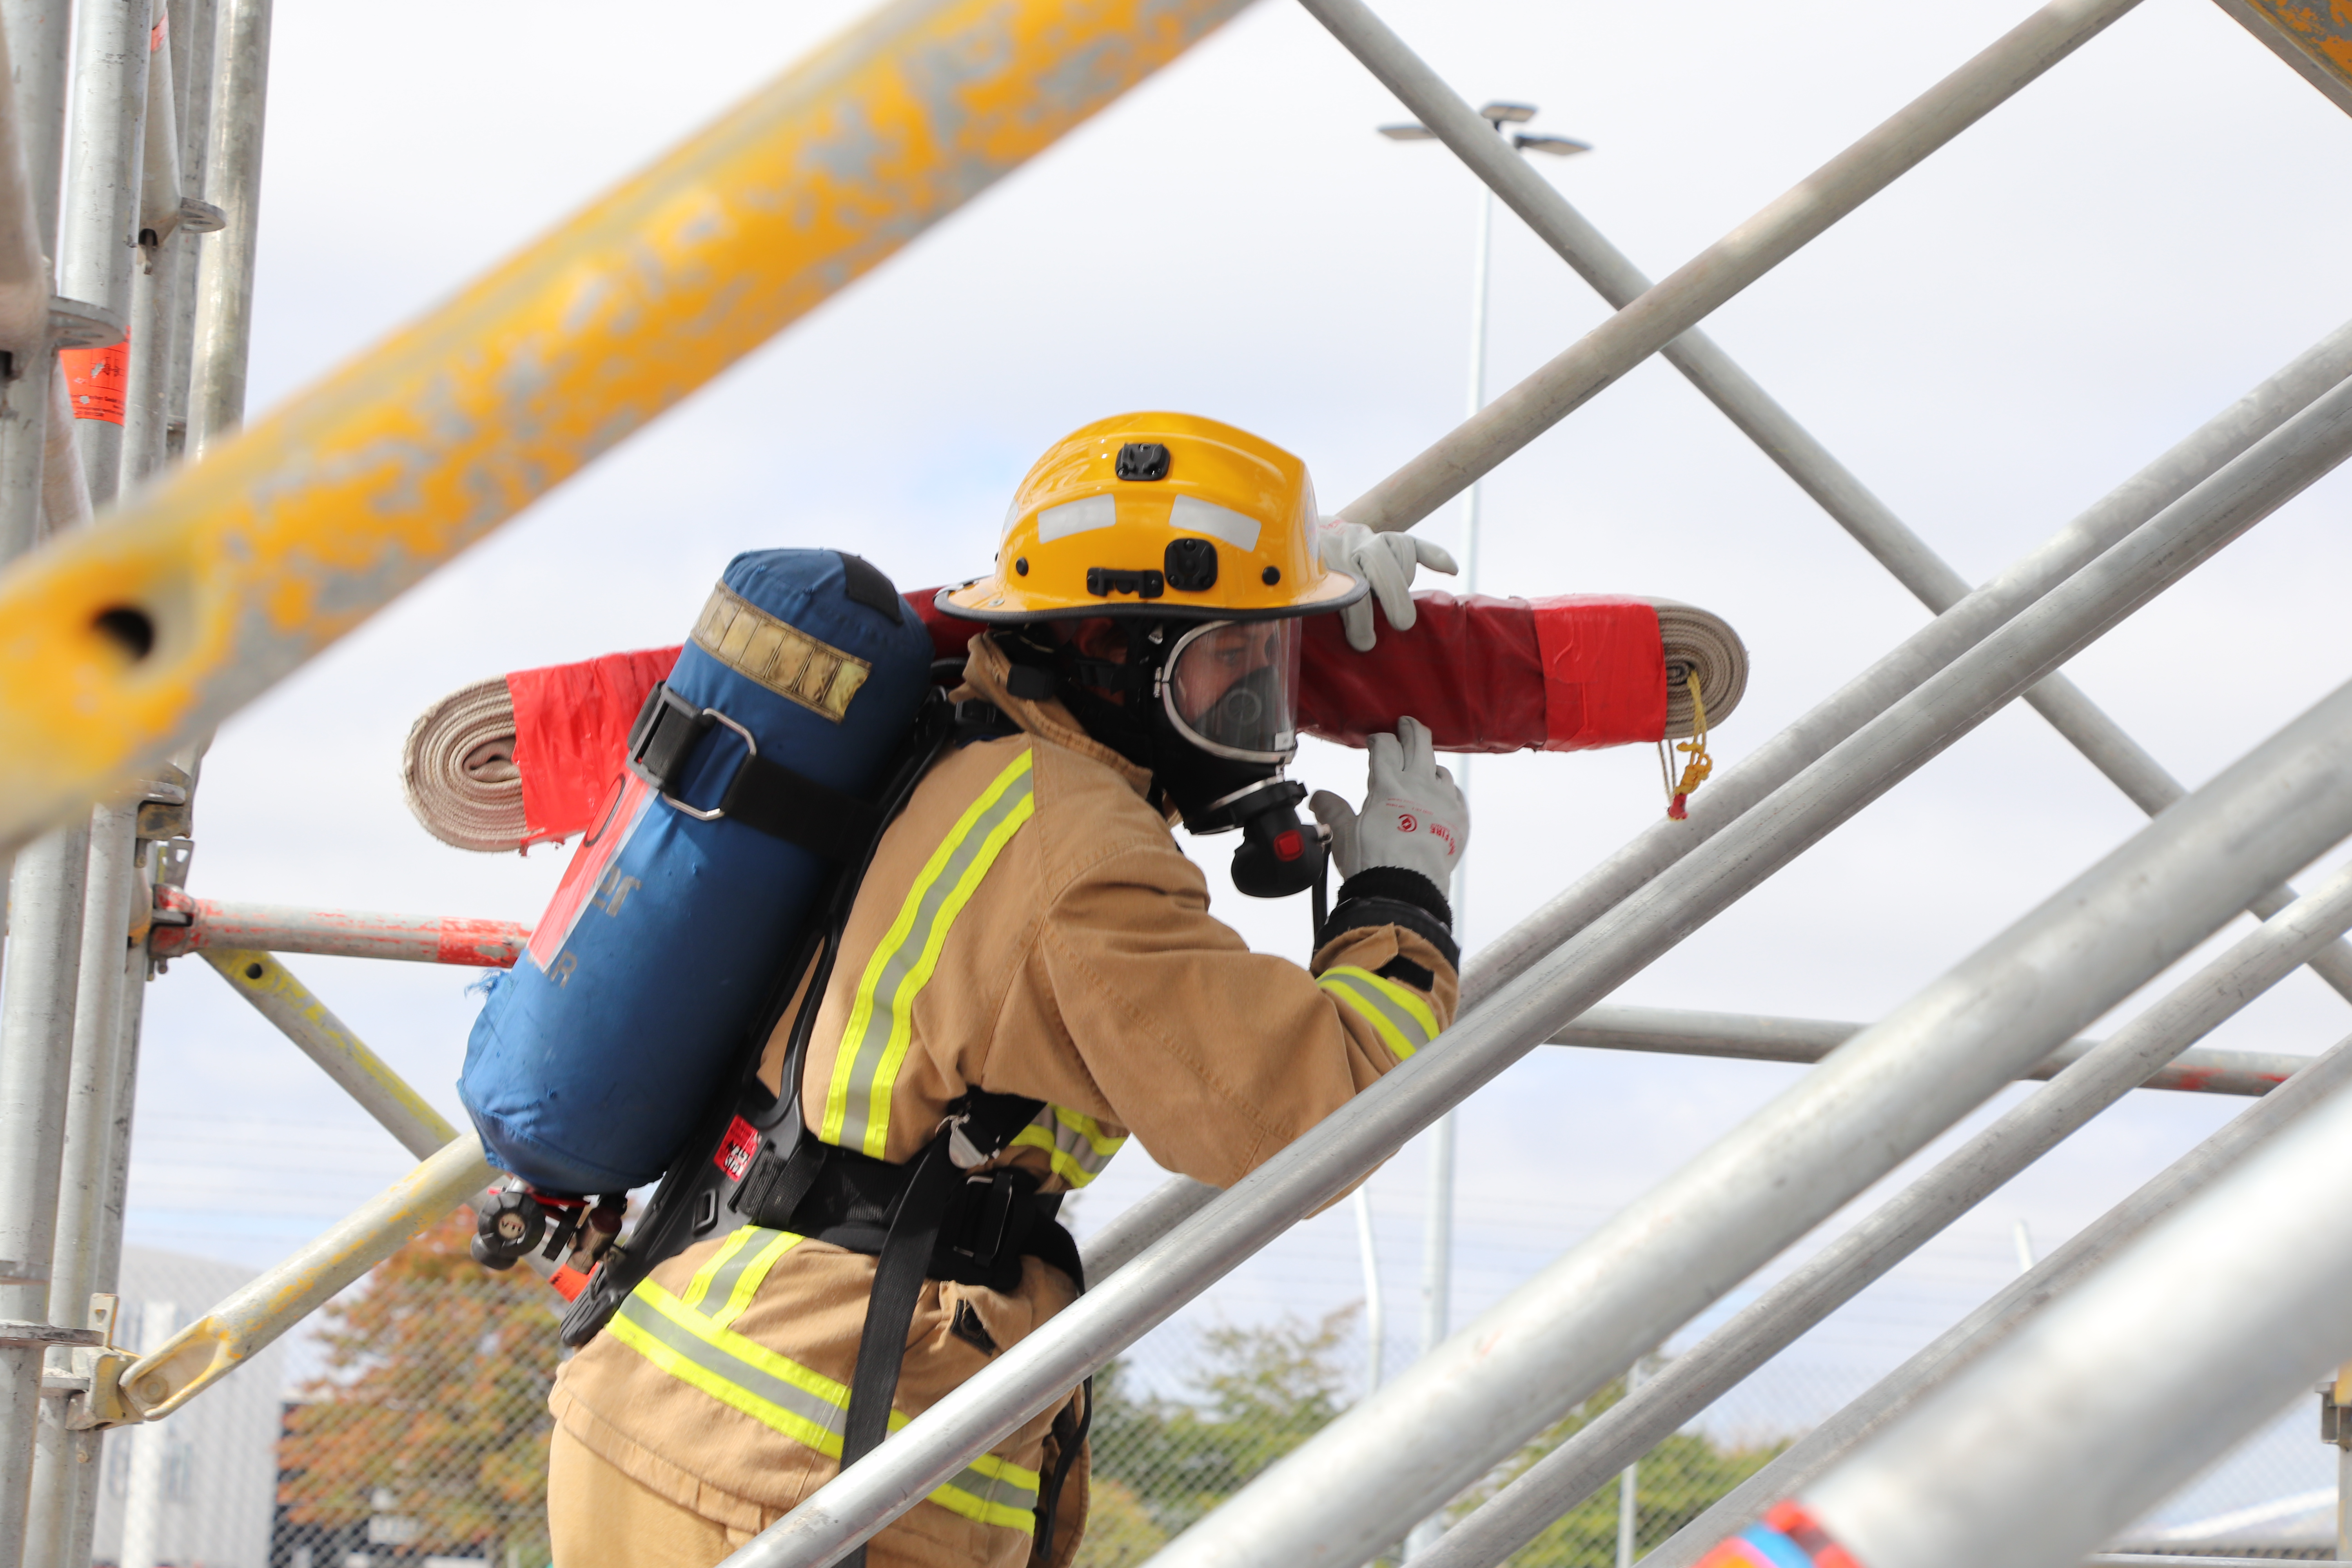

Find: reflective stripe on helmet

[1316,965,1441,1060]
[824,750,1038,1158]
[1010,1103,1127,1187]
[611,1276,1041,1533]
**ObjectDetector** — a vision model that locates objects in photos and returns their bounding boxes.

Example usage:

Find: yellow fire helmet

[939,412,1367,623]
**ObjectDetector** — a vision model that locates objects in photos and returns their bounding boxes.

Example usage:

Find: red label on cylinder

[60,337,129,424]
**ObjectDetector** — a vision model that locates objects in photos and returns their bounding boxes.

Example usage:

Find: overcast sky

[94,0,2352,1495]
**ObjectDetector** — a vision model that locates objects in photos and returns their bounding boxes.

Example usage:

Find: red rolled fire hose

[401,590,1746,853]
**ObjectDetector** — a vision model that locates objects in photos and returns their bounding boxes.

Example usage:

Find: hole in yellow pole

[93,606,156,661]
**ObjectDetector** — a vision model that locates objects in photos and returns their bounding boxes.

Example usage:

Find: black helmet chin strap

[1003,626,1324,904]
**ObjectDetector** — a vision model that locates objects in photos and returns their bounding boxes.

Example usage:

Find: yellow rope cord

[1665,671,1713,820]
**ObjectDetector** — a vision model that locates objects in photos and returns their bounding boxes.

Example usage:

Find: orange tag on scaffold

[151,9,166,51]
[60,337,129,424]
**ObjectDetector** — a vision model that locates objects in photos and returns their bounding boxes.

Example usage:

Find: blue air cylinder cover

[458,549,934,1196]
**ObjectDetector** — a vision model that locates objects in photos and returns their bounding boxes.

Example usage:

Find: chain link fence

[84,1206,2342,1568]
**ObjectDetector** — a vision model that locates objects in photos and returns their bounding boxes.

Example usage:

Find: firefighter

[544,413,1469,1568]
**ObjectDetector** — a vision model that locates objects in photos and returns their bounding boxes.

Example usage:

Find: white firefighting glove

[1316,520,1459,652]
[1308,717,1468,893]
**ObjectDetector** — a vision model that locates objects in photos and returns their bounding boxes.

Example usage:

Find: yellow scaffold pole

[0,0,1252,851]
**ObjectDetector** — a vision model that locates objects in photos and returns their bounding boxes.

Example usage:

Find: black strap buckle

[947,1169,1024,1272]
[951,697,1008,731]
[629,680,787,828]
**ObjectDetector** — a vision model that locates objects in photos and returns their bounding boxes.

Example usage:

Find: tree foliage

[1081,1322,1782,1568]
[1085,1307,1358,1545]
[1462,1369,1788,1568]
[278,1206,558,1568]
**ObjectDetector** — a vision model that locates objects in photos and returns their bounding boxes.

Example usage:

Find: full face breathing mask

[1019,619,1327,902]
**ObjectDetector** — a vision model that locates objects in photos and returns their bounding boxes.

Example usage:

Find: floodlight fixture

[1514,132,1592,156]
[1477,100,1537,123]
[1379,122,1436,140]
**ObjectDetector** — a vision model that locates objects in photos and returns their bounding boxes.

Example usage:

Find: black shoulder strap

[838,1135,961,1567]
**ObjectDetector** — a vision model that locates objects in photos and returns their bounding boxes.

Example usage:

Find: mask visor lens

[1164,620,1301,764]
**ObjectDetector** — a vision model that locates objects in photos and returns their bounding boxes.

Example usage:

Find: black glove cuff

[1337,867,1452,926]
[1318,868,1458,971]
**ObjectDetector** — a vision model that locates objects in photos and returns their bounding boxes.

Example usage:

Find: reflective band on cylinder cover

[1162,619,1301,764]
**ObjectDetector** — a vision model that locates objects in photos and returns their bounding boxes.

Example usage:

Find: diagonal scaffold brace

[0,0,1261,854]
[1417,852,2352,1568]
[1297,0,2352,1005]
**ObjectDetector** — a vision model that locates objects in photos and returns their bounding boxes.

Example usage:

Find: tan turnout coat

[549,636,1459,1567]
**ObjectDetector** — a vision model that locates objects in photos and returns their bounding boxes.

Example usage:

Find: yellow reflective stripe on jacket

[678,1224,755,1313]
[1010,1104,1126,1188]
[612,1278,1040,1532]
[1317,965,1441,1060]
[825,750,1038,1158]
[680,1225,803,1330]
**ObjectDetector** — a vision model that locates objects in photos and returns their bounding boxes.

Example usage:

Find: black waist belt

[733,1116,1082,1293]
[727,1096,1089,1566]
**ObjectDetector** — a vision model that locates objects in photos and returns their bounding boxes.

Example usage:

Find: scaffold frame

[0,1,2350,1566]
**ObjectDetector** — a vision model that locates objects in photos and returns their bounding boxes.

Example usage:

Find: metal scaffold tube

[1463,315,2352,1011]
[200,948,457,1159]
[56,0,152,505]
[1646,1055,2352,1568]
[36,942,143,1568]
[1330,0,2142,536]
[118,0,201,492]
[1125,689,2352,1568]
[1076,1174,1223,1281]
[1549,1004,2306,1098]
[0,0,58,564]
[20,804,138,1568]
[180,0,257,457]
[146,897,527,965]
[713,287,2352,1568]
[1800,1037,2352,1568]
[1302,0,1957,581]
[158,0,219,465]
[3,0,70,256]
[104,1134,495,1423]
[1419,855,2352,1568]
[0,0,1258,849]
[0,822,89,1559]
[59,1092,1205,1440]
[0,4,104,1540]
[1299,0,2352,1007]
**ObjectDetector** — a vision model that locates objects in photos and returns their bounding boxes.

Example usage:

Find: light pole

[1379,100,1588,1561]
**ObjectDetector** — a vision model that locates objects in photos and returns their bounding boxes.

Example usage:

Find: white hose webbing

[401,677,526,853]
[1652,599,1749,738]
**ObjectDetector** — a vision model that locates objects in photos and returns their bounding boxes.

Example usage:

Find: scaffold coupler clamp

[2318,1366,2352,1448]
[22,1293,139,1430]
